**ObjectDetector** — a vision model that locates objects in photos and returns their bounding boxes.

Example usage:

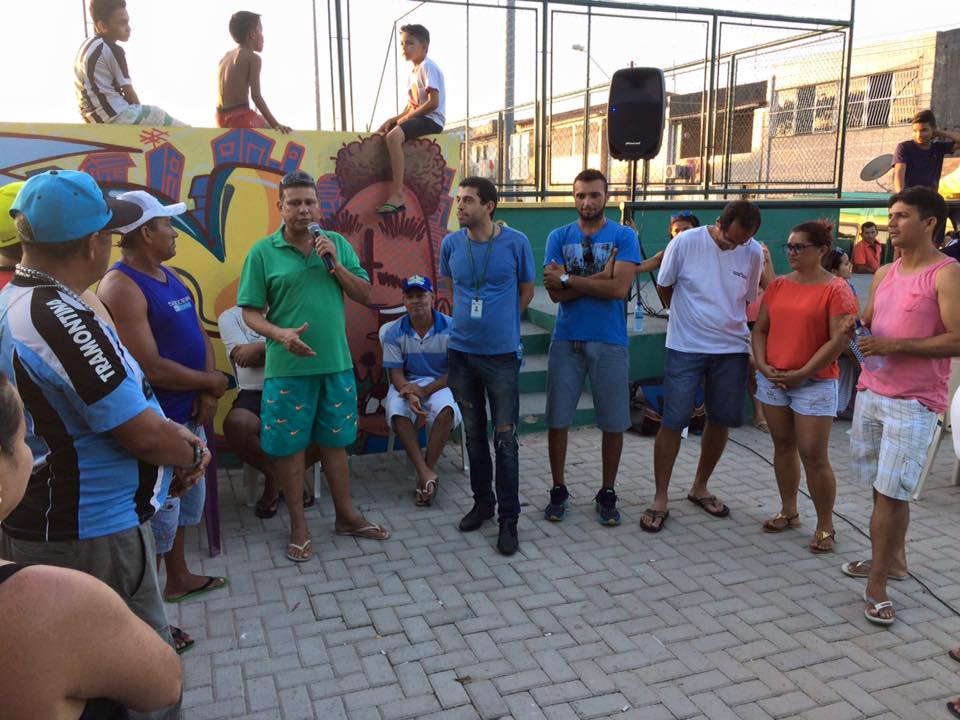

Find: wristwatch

[560,272,570,288]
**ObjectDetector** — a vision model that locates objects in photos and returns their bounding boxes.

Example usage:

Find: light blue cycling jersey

[0,276,172,541]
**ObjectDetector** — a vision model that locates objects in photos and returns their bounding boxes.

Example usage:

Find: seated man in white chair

[380,275,461,505]
[218,306,319,518]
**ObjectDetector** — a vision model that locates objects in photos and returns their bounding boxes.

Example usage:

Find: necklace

[14,264,90,309]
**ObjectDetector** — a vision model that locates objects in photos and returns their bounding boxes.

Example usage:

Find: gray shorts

[0,523,181,719]
[546,340,630,432]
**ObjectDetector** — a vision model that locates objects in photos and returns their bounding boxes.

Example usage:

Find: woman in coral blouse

[752,221,858,553]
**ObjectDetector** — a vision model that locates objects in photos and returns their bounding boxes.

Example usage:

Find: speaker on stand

[607,67,667,314]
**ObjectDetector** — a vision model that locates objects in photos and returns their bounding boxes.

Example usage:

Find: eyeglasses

[279,170,316,189]
[783,242,815,254]
[671,210,694,221]
[581,235,594,265]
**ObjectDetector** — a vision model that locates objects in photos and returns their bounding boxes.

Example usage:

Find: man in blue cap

[380,274,460,505]
[0,170,209,719]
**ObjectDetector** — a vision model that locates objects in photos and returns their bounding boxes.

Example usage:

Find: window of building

[674,108,754,159]
[772,82,837,136]
[846,68,920,129]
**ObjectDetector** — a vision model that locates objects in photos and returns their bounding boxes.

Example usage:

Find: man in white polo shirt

[380,274,461,505]
[641,200,765,533]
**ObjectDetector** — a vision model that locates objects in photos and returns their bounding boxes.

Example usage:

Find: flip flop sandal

[949,648,960,663]
[165,576,228,603]
[762,512,800,533]
[687,493,730,518]
[948,700,960,719]
[335,524,391,540]
[840,560,908,581]
[415,479,438,506]
[171,625,195,655]
[285,539,313,562]
[863,589,895,627]
[639,508,669,533]
[809,529,836,554]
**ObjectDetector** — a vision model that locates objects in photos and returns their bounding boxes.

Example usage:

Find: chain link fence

[335,1,872,198]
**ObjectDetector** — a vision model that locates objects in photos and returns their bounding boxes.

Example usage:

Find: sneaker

[459,502,495,532]
[497,518,519,555]
[544,485,569,522]
[594,488,621,526]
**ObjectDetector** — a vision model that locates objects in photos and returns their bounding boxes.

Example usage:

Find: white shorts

[850,389,939,501]
[385,378,462,430]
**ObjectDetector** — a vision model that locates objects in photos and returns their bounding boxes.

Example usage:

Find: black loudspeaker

[607,67,666,161]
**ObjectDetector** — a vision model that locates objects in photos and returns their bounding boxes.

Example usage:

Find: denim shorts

[150,473,206,555]
[755,372,839,417]
[850,388,939,501]
[546,340,630,432]
[662,349,748,430]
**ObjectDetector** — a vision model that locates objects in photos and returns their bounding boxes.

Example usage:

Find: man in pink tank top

[841,187,960,627]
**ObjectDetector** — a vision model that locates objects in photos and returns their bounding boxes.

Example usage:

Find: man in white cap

[1,170,210,720]
[97,191,228,654]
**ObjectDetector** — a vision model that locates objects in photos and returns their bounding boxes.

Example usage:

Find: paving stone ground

[173,419,960,719]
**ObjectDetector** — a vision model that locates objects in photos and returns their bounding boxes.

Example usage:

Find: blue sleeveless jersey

[110,262,207,424]
[0,276,172,541]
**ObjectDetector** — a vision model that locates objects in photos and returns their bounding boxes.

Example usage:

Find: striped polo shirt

[0,276,171,542]
[74,34,132,123]
[381,310,452,381]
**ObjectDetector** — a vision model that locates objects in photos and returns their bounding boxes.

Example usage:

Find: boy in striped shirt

[75,0,186,126]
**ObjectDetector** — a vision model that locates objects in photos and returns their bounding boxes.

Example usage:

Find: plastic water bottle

[632,304,644,333]
[850,319,884,371]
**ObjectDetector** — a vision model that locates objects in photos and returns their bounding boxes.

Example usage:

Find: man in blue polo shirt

[0,170,209,720]
[440,176,535,555]
[380,274,461,506]
[541,169,640,526]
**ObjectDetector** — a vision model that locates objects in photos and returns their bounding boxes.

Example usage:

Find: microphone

[308,222,335,273]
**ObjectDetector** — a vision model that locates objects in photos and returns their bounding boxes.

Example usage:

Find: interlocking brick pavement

[172,419,960,718]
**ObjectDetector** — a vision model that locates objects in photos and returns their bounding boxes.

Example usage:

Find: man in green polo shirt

[238,170,390,562]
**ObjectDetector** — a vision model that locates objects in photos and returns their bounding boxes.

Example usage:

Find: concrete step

[520,319,551,356]
[518,390,596,434]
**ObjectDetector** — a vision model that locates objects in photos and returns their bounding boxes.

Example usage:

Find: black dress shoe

[497,519,519,555]
[459,503,495,532]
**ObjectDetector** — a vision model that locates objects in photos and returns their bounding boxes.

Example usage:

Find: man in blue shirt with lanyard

[440,177,535,555]
[0,170,209,720]
[541,169,640,525]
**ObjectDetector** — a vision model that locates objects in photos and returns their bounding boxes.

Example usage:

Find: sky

[4,0,960,131]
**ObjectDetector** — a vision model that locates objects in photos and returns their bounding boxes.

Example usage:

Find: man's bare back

[218,47,254,110]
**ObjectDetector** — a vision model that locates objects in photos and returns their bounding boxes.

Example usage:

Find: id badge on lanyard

[467,231,495,320]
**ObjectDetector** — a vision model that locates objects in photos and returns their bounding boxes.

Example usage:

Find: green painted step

[518,391,596,435]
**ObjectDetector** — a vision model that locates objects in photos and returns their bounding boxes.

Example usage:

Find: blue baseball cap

[9,170,142,244]
[402,274,433,293]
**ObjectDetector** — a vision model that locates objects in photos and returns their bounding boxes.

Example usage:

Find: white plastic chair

[912,358,960,500]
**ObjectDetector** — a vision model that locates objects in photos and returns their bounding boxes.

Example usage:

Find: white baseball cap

[113,190,187,234]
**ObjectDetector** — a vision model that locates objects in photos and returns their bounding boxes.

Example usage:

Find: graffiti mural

[0,123,462,450]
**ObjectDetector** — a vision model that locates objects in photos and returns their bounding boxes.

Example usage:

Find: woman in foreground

[0,372,181,719]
